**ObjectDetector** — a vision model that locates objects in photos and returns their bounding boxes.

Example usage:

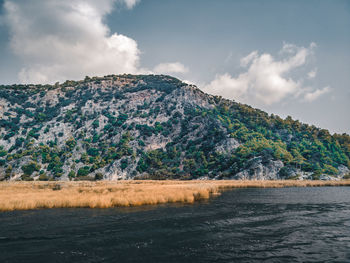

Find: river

[1,187,350,262]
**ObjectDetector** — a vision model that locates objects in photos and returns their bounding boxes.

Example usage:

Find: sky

[0,0,349,134]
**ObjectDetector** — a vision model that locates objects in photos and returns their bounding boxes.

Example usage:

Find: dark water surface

[1,187,350,263]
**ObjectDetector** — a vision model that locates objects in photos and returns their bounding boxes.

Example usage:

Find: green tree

[21,162,41,176]
[77,166,90,177]
[68,170,76,180]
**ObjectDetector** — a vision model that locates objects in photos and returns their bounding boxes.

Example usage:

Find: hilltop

[0,74,349,181]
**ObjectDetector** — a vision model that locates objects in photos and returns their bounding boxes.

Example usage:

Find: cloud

[121,0,139,9]
[240,51,258,67]
[202,73,249,100]
[308,68,317,79]
[153,62,189,75]
[203,43,326,106]
[182,79,197,85]
[3,0,140,84]
[303,86,331,102]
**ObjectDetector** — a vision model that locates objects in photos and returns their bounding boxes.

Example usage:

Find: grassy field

[0,180,350,212]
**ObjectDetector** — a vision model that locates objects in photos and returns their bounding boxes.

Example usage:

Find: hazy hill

[0,74,349,181]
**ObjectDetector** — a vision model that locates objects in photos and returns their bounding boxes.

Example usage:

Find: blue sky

[0,0,349,133]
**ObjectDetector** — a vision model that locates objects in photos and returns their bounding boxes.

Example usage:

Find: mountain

[0,74,349,181]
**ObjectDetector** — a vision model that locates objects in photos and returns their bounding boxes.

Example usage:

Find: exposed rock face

[215,137,240,153]
[337,165,350,178]
[0,74,349,181]
[229,157,284,180]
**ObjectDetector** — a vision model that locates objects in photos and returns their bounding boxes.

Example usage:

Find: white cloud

[182,79,199,86]
[120,0,139,9]
[153,62,189,75]
[303,86,331,102]
[203,73,249,100]
[308,68,317,79]
[203,43,326,106]
[240,51,258,67]
[3,0,140,84]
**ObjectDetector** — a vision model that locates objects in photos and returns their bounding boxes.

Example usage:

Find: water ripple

[0,187,350,262]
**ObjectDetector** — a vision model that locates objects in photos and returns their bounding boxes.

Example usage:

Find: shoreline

[1,180,350,212]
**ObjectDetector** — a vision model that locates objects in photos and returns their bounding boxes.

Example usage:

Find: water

[1,187,350,263]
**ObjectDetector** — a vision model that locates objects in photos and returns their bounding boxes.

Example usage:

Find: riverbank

[1,180,350,211]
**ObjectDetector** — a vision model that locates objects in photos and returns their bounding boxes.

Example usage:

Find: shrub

[312,170,322,180]
[77,166,90,177]
[4,131,15,140]
[95,173,104,180]
[68,170,76,180]
[66,137,76,150]
[21,174,34,181]
[38,173,49,181]
[121,158,128,170]
[22,162,41,176]
[87,148,99,157]
[278,167,289,178]
[92,120,99,129]
[322,164,338,175]
[0,149,7,157]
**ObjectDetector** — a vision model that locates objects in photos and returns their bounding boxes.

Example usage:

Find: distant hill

[0,74,349,181]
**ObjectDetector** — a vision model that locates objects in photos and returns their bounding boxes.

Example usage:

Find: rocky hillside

[0,74,349,181]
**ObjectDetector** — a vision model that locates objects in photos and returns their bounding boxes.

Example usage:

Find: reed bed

[0,180,349,212]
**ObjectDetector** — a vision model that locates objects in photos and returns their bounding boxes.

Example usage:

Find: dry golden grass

[0,180,349,212]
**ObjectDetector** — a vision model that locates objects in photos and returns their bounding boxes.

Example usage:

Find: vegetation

[1,180,350,211]
[0,74,349,181]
